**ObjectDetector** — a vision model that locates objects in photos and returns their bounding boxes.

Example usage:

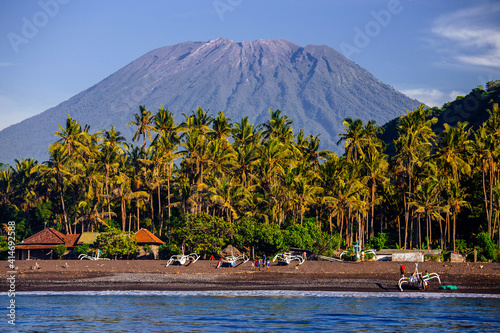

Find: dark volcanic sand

[2,260,500,294]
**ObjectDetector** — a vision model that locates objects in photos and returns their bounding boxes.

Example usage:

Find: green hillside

[380,80,500,156]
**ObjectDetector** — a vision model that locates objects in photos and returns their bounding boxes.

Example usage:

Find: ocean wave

[11,289,500,298]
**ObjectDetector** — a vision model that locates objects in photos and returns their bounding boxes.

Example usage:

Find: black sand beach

[2,260,500,294]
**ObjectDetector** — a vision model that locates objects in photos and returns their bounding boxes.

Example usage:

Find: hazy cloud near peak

[432,3,500,68]
[401,88,466,108]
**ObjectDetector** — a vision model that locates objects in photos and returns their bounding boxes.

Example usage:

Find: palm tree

[128,105,154,150]
[302,134,332,167]
[41,144,70,233]
[55,115,84,156]
[337,118,365,162]
[395,105,437,248]
[152,105,181,227]
[262,109,294,143]
[436,122,472,183]
[182,107,214,135]
[435,122,472,249]
[212,111,233,144]
[409,174,449,250]
[100,126,128,154]
[208,176,244,223]
[446,179,469,251]
[363,152,389,238]
[0,169,13,205]
[292,171,322,225]
[474,104,500,238]
[233,116,261,148]
[233,145,259,188]
[363,120,385,156]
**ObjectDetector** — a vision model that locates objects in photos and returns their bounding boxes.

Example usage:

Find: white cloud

[401,88,467,107]
[432,3,500,68]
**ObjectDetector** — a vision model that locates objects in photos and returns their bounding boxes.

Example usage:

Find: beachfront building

[15,227,163,260]
[134,228,165,259]
[15,228,80,260]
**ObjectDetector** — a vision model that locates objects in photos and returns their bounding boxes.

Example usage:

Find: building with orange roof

[15,228,81,260]
[134,228,165,259]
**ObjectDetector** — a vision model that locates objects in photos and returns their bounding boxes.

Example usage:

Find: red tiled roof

[64,234,81,247]
[21,228,66,245]
[134,228,165,245]
[19,228,80,248]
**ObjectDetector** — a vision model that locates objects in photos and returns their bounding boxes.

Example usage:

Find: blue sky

[1,0,499,131]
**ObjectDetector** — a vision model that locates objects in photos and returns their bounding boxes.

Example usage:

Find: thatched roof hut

[220,245,241,257]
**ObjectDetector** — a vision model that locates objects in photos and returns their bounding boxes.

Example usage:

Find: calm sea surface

[2,290,500,332]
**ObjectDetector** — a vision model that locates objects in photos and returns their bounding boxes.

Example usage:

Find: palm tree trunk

[418,214,421,249]
[397,215,401,248]
[489,165,494,237]
[137,201,140,230]
[121,198,126,232]
[150,194,154,228]
[429,215,433,249]
[445,212,450,247]
[339,210,344,249]
[167,162,172,219]
[427,214,431,250]
[59,185,69,234]
[404,211,408,250]
[482,168,490,231]
[370,182,375,238]
[438,214,444,250]
[158,186,162,236]
[106,166,111,220]
[453,211,457,252]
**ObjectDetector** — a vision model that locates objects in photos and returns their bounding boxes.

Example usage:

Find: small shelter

[220,245,242,257]
[15,228,80,260]
[78,232,100,245]
[134,228,165,259]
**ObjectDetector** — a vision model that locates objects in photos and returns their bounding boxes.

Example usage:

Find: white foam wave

[10,290,500,299]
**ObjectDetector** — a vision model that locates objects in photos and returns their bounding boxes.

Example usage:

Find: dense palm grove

[1,83,500,260]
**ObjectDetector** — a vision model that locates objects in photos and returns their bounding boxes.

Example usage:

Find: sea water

[2,291,500,332]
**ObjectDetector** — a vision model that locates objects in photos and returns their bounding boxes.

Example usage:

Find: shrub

[284,219,320,250]
[158,243,180,260]
[174,214,234,256]
[369,232,389,250]
[53,244,67,258]
[94,227,139,259]
[476,232,495,261]
[73,244,90,256]
[312,232,340,258]
[454,239,468,253]
[143,244,152,254]
[0,236,8,260]
[364,251,375,260]
[234,217,285,256]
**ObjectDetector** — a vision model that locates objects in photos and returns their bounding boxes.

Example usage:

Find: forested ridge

[1,81,500,261]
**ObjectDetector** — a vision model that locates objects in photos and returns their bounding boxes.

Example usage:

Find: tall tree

[128,105,154,150]
[395,105,437,248]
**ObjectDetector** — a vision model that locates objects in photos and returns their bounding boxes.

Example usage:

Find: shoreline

[2,260,500,294]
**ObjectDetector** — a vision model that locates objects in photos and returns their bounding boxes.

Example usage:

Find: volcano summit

[0,38,419,163]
